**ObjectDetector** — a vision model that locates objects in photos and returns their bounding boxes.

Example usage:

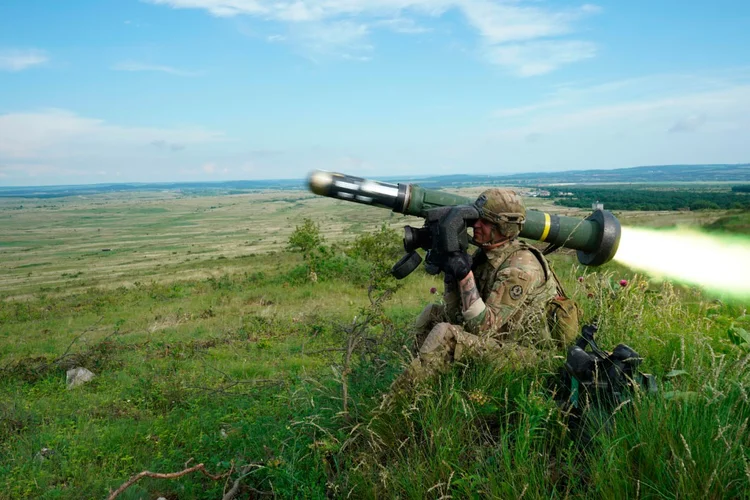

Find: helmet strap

[482,225,510,249]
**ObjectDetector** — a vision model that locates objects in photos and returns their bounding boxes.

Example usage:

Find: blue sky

[1,0,749,186]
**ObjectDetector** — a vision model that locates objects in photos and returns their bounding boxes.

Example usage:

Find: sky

[0,0,749,186]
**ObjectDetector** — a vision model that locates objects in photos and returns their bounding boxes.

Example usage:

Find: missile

[308,170,620,266]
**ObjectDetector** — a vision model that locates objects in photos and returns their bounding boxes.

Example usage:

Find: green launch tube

[308,170,620,266]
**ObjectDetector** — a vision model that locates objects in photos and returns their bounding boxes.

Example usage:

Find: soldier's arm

[457,272,481,312]
[462,251,546,335]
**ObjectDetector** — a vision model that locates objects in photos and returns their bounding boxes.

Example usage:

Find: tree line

[549,187,750,211]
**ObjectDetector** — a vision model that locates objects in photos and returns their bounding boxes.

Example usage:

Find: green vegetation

[286,217,325,257]
[1,191,749,499]
[551,186,750,211]
[704,212,750,235]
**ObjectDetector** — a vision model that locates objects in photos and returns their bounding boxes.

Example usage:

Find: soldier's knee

[415,303,445,331]
[419,322,456,355]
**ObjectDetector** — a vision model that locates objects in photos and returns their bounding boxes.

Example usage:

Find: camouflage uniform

[399,189,561,387]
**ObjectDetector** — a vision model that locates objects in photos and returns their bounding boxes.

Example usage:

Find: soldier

[398,188,571,387]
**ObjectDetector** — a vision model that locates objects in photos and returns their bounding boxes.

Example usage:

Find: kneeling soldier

[401,188,566,386]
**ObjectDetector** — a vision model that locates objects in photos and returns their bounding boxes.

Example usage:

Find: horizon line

[1,162,749,190]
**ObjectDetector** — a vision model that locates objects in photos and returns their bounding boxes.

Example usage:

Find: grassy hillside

[1,192,749,499]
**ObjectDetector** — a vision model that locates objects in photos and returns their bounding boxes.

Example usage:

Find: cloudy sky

[1,0,749,186]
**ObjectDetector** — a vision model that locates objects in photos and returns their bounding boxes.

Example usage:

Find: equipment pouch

[547,296,581,346]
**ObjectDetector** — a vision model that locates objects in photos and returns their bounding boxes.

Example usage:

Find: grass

[1,190,749,498]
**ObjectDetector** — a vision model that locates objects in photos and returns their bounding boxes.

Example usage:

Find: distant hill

[1,164,749,198]
[0,179,305,199]
[397,163,750,187]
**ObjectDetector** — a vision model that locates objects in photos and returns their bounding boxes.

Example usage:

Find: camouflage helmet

[474,188,526,239]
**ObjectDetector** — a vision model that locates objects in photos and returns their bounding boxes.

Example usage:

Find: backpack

[546,294,582,346]
[523,244,582,346]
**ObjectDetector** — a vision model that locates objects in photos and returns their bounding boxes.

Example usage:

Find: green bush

[346,223,403,268]
[689,199,720,210]
[285,250,372,285]
[286,218,324,257]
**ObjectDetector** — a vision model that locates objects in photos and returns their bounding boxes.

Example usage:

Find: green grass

[704,212,750,234]
[1,191,749,498]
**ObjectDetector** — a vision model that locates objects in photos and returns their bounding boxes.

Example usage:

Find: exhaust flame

[615,226,750,298]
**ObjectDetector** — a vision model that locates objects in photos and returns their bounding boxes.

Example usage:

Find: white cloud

[479,79,750,173]
[145,0,443,20]
[112,61,201,76]
[0,162,88,178]
[352,72,743,175]
[0,109,225,160]
[145,0,601,74]
[290,20,373,60]
[494,99,566,118]
[459,1,586,44]
[0,49,48,71]
[486,40,596,77]
[375,17,430,34]
[0,109,231,184]
[178,163,232,177]
[668,113,707,133]
[150,139,187,151]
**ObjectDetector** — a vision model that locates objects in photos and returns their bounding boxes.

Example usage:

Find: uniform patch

[510,285,524,300]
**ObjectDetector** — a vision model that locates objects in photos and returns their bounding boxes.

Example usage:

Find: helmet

[474,188,526,239]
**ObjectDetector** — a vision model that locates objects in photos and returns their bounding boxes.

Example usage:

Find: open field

[1,189,749,499]
[0,189,588,297]
[0,190,411,297]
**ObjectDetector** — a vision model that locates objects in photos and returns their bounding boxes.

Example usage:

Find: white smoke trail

[615,226,750,298]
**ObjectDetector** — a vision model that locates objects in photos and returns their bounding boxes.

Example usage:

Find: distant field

[0,191,408,296]
[0,188,576,297]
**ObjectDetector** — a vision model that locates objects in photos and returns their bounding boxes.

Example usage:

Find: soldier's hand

[445,252,472,281]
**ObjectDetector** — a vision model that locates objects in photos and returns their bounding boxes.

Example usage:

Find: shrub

[287,218,324,257]
[285,249,371,286]
[689,199,720,211]
[346,223,403,268]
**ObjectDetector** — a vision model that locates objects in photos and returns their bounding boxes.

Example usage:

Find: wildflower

[429,287,437,294]
[619,279,628,287]
[468,389,489,405]
[578,276,584,283]
[587,293,594,299]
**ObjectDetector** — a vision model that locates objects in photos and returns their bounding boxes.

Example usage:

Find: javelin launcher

[308,170,620,279]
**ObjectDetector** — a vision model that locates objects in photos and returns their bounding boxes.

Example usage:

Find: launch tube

[308,170,620,266]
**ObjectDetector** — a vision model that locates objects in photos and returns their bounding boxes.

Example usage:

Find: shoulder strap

[487,240,548,283]
[517,242,569,298]
[483,240,567,298]
[471,248,488,272]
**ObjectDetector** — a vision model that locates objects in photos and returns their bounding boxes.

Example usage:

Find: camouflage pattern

[448,239,558,344]
[402,239,559,386]
[390,322,541,393]
[414,302,449,348]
